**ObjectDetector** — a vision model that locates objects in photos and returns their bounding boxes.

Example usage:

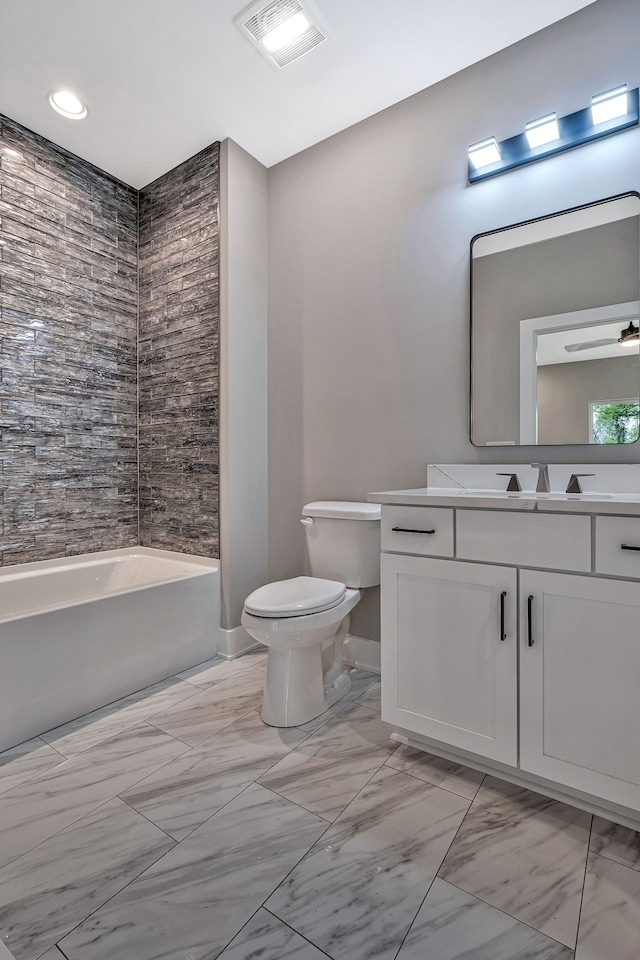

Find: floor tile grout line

[120,728,317,845]
[144,701,265,749]
[431,874,580,952]
[0,794,131,875]
[263,907,337,960]
[383,757,485,803]
[574,815,595,953]
[253,782,334,828]
[117,794,180,843]
[38,673,202,752]
[587,845,640,872]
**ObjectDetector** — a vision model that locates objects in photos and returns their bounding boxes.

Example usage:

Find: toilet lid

[244,577,347,618]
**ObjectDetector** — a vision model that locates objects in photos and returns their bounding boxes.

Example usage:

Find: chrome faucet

[531,462,550,494]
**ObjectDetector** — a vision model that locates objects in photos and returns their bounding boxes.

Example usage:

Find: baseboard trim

[343,634,380,674]
[217,625,263,660]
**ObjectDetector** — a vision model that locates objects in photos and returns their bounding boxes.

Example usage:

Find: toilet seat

[244,576,346,618]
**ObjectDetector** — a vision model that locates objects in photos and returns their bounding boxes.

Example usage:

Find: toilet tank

[301,501,381,588]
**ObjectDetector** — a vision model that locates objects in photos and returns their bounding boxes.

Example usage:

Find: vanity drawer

[596,517,640,579]
[382,506,454,557]
[456,510,591,571]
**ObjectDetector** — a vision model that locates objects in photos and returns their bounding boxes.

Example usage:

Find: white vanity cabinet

[376,496,640,828]
[520,570,640,811]
[381,554,517,764]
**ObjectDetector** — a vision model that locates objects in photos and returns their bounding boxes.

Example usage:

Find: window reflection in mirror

[471,193,640,446]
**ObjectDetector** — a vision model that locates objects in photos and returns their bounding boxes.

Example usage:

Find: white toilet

[241,501,381,727]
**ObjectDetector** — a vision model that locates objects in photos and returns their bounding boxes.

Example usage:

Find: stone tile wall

[138,144,220,556]
[0,115,139,565]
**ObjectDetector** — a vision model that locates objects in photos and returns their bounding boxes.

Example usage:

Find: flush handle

[300,517,315,527]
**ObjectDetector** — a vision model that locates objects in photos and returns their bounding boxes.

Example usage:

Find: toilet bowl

[241,501,381,727]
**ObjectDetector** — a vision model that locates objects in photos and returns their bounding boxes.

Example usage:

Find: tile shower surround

[138,145,219,556]
[0,114,219,565]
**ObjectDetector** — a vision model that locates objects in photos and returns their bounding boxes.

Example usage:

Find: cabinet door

[520,570,640,810]
[381,554,517,764]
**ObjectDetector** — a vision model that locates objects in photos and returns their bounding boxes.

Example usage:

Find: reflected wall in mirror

[471,193,640,446]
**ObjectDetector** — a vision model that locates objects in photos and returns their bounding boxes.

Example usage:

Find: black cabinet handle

[621,544,640,552]
[391,527,436,535]
[500,591,507,641]
[527,595,534,647]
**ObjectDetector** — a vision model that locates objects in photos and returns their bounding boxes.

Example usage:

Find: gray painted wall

[219,139,269,633]
[267,0,640,641]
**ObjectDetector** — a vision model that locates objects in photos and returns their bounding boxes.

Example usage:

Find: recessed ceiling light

[525,112,560,149]
[48,90,88,120]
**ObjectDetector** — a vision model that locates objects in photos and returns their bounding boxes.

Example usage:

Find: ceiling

[0,0,597,188]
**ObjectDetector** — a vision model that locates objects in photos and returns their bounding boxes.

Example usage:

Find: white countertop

[368,487,640,516]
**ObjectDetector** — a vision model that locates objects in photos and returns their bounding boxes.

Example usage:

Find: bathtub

[0,547,220,753]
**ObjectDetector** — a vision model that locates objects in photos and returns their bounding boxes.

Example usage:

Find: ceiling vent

[235,0,326,69]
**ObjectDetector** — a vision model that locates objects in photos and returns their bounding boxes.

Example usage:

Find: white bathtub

[0,547,220,753]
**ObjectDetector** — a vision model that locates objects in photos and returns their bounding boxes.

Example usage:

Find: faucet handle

[496,472,522,492]
[565,473,595,495]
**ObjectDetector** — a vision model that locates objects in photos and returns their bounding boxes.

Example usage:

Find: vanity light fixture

[48,90,88,120]
[525,112,560,149]
[468,84,639,183]
[468,136,501,171]
[618,321,640,346]
[592,85,628,125]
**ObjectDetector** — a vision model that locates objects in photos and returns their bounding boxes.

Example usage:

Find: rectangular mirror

[471,193,640,446]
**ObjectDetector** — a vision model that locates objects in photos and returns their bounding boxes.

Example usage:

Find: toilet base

[262,644,352,727]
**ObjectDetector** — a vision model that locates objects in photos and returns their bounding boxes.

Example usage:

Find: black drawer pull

[527,595,534,647]
[621,544,640,552]
[500,591,507,641]
[391,527,436,535]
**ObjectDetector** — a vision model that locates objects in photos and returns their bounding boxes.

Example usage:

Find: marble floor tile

[217,909,328,960]
[59,783,329,960]
[122,710,308,840]
[590,816,640,872]
[438,776,591,947]
[576,852,640,960]
[34,949,65,959]
[267,766,470,960]
[356,680,381,712]
[0,797,174,960]
[0,723,187,870]
[296,670,380,735]
[385,745,485,801]
[41,677,201,757]
[176,657,258,688]
[149,670,265,746]
[396,879,573,960]
[238,648,268,668]
[0,941,16,959]
[258,702,395,820]
[0,739,64,796]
